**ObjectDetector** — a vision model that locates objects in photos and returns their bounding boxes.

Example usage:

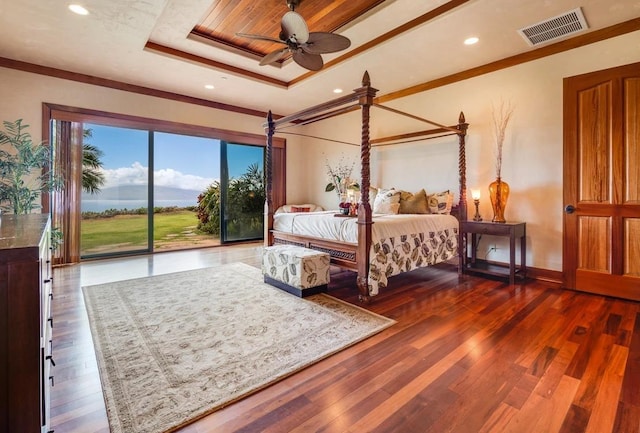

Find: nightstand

[460,220,526,284]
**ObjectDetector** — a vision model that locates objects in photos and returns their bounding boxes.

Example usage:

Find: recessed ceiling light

[68,4,89,15]
[333,88,343,94]
[464,37,479,45]
[204,84,215,90]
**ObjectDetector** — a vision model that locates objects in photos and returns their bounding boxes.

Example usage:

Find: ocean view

[82,199,197,213]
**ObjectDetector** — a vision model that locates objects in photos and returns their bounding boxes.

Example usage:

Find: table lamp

[471,189,482,221]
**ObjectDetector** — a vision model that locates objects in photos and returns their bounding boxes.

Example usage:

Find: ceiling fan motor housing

[286,0,301,11]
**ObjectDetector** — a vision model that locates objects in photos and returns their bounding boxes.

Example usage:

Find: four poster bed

[264,72,469,302]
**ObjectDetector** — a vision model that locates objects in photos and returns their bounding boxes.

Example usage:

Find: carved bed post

[457,111,469,220]
[265,110,275,247]
[355,71,378,302]
[457,111,469,276]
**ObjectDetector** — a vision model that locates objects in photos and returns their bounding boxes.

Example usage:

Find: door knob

[564,204,576,214]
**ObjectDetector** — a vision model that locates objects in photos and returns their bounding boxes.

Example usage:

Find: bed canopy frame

[264,71,468,301]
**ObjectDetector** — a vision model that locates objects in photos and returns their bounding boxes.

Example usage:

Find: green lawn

[81,210,219,255]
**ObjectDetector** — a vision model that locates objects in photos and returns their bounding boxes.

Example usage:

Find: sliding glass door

[153,132,220,251]
[46,104,283,264]
[220,142,265,243]
[79,128,263,256]
[80,124,151,257]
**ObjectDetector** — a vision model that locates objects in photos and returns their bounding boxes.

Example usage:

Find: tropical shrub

[225,163,264,239]
[196,163,264,238]
[196,180,221,235]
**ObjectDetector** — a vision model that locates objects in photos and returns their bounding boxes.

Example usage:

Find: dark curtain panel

[272,146,286,210]
[51,120,82,265]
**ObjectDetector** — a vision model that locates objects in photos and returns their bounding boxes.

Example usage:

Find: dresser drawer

[0,214,53,433]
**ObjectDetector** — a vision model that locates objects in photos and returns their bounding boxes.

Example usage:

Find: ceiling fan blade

[236,33,286,45]
[292,50,323,71]
[260,47,289,66]
[302,32,351,54]
[280,11,309,44]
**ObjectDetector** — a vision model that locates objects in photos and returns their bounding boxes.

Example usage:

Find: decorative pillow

[275,204,324,214]
[373,202,400,214]
[399,189,429,214]
[427,190,454,214]
[373,188,400,214]
[290,206,311,212]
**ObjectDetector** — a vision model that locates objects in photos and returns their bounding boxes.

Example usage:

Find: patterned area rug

[83,262,395,433]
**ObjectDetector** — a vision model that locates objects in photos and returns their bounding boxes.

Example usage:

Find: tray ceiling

[0,0,639,114]
[192,0,386,58]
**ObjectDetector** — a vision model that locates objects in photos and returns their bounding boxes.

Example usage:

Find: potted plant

[0,119,64,214]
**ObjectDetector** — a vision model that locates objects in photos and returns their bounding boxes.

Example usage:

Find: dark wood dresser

[0,214,54,433]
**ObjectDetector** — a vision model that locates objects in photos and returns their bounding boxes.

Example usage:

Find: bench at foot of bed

[262,245,330,297]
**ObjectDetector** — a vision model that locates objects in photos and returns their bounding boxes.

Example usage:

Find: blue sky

[86,124,263,190]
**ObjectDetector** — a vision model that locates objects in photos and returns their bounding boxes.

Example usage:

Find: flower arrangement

[491,100,514,179]
[324,156,360,201]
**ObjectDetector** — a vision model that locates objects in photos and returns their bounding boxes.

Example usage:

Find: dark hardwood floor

[50,244,640,433]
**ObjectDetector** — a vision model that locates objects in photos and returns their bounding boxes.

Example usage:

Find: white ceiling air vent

[518,7,588,46]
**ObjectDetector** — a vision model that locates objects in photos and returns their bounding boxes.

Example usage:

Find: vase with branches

[324,156,360,207]
[489,101,514,223]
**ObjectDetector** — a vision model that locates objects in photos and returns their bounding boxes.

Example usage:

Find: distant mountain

[82,185,202,201]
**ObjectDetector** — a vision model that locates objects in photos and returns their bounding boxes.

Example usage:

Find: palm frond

[0,119,63,213]
[81,130,106,194]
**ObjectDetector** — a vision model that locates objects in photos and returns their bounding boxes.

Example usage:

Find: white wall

[0,67,266,139]
[287,30,640,272]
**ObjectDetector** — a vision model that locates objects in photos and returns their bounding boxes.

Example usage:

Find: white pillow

[369,186,379,204]
[373,188,400,214]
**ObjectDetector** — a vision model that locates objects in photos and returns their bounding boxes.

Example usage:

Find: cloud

[153,168,217,190]
[101,161,147,187]
[101,162,217,191]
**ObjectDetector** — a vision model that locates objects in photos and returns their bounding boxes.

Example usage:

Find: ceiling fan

[236,0,351,71]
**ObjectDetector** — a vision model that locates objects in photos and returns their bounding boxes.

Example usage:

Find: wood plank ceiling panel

[192,0,386,57]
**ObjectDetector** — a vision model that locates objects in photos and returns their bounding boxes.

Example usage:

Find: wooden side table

[460,220,526,284]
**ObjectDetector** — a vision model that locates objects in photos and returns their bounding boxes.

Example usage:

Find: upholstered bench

[262,244,330,297]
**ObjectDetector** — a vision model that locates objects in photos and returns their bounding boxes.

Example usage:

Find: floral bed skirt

[367,228,458,296]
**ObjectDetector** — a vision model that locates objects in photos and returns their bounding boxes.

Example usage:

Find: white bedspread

[273,211,358,242]
[274,211,457,243]
[273,211,459,296]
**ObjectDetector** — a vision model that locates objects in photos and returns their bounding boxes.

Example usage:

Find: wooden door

[563,62,640,300]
